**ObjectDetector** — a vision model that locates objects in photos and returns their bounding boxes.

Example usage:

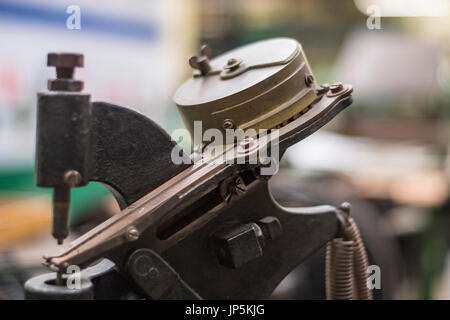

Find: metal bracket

[36,99,191,208]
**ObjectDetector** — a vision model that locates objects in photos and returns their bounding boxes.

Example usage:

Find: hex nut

[48,79,83,92]
[47,53,84,68]
[257,216,282,240]
[214,223,265,269]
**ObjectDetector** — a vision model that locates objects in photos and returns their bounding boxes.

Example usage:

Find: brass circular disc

[173,38,318,137]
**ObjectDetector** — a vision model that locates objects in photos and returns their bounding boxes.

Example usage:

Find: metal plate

[174,38,299,105]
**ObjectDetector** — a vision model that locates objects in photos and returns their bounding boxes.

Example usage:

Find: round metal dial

[174,38,318,137]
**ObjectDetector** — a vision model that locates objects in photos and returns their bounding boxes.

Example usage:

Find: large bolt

[47,53,84,92]
[213,223,265,269]
[48,53,83,78]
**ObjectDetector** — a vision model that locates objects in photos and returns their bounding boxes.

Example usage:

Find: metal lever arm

[158,180,343,299]
[39,85,353,299]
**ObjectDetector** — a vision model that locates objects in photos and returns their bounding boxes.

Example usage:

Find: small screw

[189,44,212,75]
[305,74,314,87]
[126,227,140,241]
[336,202,352,234]
[329,82,344,94]
[316,83,330,95]
[220,175,247,203]
[224,58,243,72]
[64,170,82,187]
[339,202,351,215]
[222,119,235,130]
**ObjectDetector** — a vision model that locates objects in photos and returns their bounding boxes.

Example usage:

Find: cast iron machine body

[26,38,357,299]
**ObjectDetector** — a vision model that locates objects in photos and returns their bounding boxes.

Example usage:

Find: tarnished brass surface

[174,38,318,139]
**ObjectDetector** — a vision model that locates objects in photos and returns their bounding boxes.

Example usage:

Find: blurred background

[0,0,449,299]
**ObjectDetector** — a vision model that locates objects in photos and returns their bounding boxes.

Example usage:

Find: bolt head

[327,82,347,97]
[47,53,84,68]
[316,83,330,95]
[222,119,235,130]
[223,57,243,71]
[305,74,314,87]
[64,170,82,187]
[213,223,264,269]
[339,202,351,215]
[330,82,344,94]
[126,227,140,241]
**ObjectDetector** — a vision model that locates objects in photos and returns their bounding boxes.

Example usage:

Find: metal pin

[52,186,71,245]
[56,270,64,286]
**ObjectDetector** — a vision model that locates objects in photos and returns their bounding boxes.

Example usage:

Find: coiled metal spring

[326,217,373,300]
[325,238,354,300]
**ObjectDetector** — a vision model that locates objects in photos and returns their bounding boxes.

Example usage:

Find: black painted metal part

[27,40,354,299]
[36,97,190,208]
